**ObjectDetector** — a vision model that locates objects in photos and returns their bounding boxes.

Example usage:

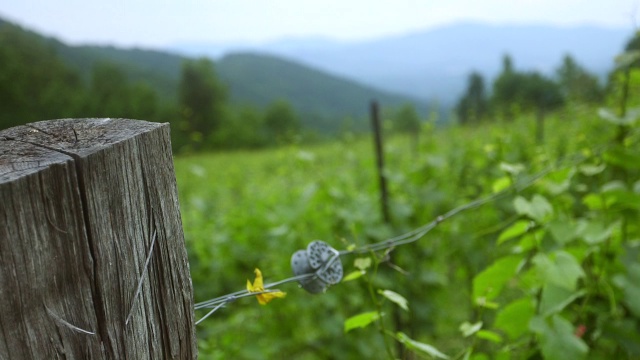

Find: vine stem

[365,251,396,359]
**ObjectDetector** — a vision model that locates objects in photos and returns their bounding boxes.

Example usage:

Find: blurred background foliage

[2,15,640,359]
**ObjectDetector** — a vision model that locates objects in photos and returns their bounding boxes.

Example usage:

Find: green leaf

[462,349,472,360]
[580,220,613,245]
[598,106,640,126]
[354,257,372,270]
[460,321,483,337]
[497,220,531,245]
[529,315,588,360]
[612,263,640,317]
[342,270,365,282]
[476,330,503,343]
[420,270,448,286]
[539,284,587,316]
[542,167,574,195]
[546,219,576,245]
[513,196,530,216]
[533,251,585,291]
[344,311,380,333]
[546,219,582,245]
[603,146,640,170]
[601,319,640,356]
[378,289,409,311]
[582,193,605,210]
[396,332,449,359]
[513,195,553,223]
[495,298,535,340]
[473,255,522,301]
[578,163,606,176]
[499,162,525,175]
[601,180,626,192]
[475,299,500,309]
[492,176,512,193]
[514,232,539,252]
[530,195,553,222]
[602,189,640,210]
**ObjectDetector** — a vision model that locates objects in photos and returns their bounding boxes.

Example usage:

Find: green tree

[521,71,564,143]
[156,103,188,152]
[83,62,161,121]
[393,103,422,154]
[556,54,603,104]
[456,72,489,124]
[491,54,564,142]
[394,103,421,133]
[0,21,84,129]
[129,83,159,120]
[178,58,227,149]
[604,30,640,143]
[611,31,640,114]
[263,99,300,144]
[212,106,267,148]
[625,30,640,53]
[86,62,132,117]
[492,54,522,122]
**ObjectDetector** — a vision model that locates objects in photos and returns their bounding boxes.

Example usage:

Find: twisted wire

[195,148,595,323]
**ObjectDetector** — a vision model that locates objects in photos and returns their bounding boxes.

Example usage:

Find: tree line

[455,30,640,135]
[2,18,638,152]
[456,54,599,125]
[0,21,302,152]
[0,18,421,153]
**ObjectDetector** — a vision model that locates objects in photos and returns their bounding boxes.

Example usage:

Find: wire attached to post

[194,148,595,323]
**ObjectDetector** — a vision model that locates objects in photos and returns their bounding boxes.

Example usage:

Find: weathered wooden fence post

[0,118,196,359]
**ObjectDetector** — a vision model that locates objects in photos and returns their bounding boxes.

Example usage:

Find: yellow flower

[246,268,286,305]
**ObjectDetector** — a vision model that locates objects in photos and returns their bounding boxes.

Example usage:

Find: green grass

[175,108,636,359]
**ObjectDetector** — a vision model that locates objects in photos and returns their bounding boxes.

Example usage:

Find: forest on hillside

[2,10,640,359]
[2,16,638,154]
[0,17,416,151]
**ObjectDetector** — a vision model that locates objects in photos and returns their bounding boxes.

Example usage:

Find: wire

[194,274,314,310]
[338,164,553,255]
[194,148,594,323]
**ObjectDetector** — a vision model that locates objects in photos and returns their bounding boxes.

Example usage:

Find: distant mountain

[216,52,416,130]
[54,45,416,129]
[54,46,417,130]
[0,17,184,99]
[53,44,185,100]
[0,16,417,132]
[170,22,632,105]
[175,36,344,59]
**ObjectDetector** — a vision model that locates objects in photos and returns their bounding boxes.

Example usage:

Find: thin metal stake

[371,100,391,224]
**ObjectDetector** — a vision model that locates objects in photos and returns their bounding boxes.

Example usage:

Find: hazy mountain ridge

[0,16,416,129]
[217,52,416,130]
[171,22,632,104]
[54,44,185,99]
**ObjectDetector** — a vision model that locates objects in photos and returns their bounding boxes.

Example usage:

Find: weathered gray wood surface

[0,118,196,359]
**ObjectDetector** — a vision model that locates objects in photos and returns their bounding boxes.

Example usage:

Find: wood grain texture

[0,118,196,359]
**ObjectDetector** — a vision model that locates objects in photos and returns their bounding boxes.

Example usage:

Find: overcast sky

[1,0,638,48]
